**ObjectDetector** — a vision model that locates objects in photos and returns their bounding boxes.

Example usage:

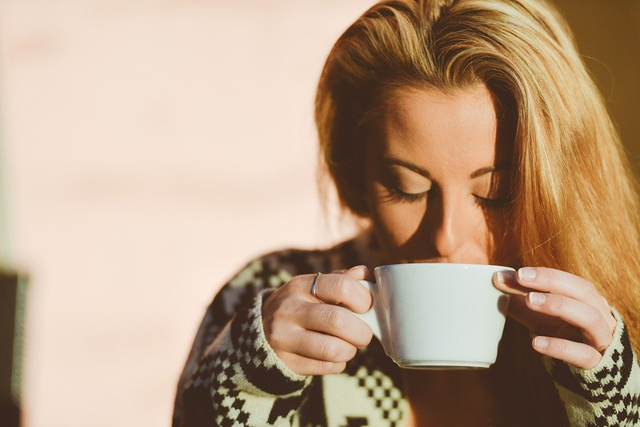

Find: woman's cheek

[484,211,520,267]
[371,201,426,258]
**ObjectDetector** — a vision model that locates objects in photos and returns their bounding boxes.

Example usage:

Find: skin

[262,84,616,387]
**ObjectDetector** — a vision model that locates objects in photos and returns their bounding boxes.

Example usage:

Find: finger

[277,352,347,376]
[329,265,371,277]
[493,270,531,295]
[342,265,371,281]
[505,294,566,336]
[494,268,613,330]
[526,292,613,351]
[532,336,602,370]
[308,271,373,313]
[516,267,604,312]
[600,295,618,334]
[301,303,373,348]
[279,329,357,363]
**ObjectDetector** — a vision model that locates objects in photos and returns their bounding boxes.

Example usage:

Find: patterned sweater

[173,233,640,427]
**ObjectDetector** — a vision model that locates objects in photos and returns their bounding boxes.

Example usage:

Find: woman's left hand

[493,267,617,369]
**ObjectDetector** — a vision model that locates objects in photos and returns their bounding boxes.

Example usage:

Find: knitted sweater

[172,233,640,427]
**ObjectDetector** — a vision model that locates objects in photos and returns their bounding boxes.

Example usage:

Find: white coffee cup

[357,263,513,369]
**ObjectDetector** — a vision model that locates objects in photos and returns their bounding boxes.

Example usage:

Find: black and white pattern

[181,292,311,427]
[174,233,640,427]
[354,367,404,427]
[550,313,640,426]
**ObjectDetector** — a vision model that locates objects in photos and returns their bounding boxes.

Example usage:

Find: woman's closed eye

[381,171,431,203]
[386,186,428,203]
[473,174,511,209]
[385,186,510,207]
[473,194,509,209]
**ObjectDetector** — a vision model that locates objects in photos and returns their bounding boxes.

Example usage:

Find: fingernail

[518,267,536,283]
[533,336,549,350]
[496,271,518,285]
[495,271,505,283]
[528,292,546,305]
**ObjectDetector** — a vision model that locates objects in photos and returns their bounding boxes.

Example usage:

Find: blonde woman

[173,0,640,425]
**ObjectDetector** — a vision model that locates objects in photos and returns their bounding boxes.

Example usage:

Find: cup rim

[374,263,515,273]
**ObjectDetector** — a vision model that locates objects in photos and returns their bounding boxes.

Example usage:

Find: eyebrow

[381,157,510,179]
[469,166,511,179]
[381,157,432,178]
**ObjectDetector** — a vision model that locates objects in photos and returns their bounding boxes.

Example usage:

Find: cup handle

[355,280,382,340]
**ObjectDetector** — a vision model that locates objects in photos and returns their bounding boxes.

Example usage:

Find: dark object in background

[0,271,27,427]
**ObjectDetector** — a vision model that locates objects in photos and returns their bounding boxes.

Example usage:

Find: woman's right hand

[262,265,374,376]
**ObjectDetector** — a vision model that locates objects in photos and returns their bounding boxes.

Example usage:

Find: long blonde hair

[315,0,640,423]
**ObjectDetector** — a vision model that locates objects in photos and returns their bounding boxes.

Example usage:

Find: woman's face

[365,85,518,266]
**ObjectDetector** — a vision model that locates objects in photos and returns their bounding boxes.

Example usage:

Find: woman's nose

[427,191,472,258]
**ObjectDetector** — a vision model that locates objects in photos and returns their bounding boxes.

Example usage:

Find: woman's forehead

[372,85,514,164]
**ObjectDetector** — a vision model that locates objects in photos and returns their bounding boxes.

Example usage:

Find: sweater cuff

[545,308,640,426]
[230,288,312,396]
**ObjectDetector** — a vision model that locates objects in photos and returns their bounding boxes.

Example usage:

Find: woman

[173,0,640,425]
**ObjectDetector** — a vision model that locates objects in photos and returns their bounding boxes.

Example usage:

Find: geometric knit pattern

[182,291,311,427]
[173,232,640,427]
[546,310,640,426]
[353,366,404,426]
[341,341,406,427]
[316,337,407,427]
[321,365,406,427]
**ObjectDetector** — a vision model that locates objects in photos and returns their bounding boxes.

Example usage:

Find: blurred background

[0,1,638,426]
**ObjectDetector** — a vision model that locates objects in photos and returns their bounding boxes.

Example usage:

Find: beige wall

[0,1,638,426]
[0,1,371,426]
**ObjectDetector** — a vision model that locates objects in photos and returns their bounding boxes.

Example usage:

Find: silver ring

[310,272,321,299]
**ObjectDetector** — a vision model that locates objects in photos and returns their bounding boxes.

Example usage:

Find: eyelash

[474,196,508,210]
[385,185,507,209]
[386,187,427,203]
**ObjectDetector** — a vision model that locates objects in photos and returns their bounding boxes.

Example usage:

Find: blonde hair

[315,0,640,423]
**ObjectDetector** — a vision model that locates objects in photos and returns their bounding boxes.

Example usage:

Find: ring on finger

[310,272,322,300]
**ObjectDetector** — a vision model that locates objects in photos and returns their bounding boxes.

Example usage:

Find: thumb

[343,265,371,281]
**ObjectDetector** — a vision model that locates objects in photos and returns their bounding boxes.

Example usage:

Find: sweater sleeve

[544,309,640,426]
[173,259,313,427]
